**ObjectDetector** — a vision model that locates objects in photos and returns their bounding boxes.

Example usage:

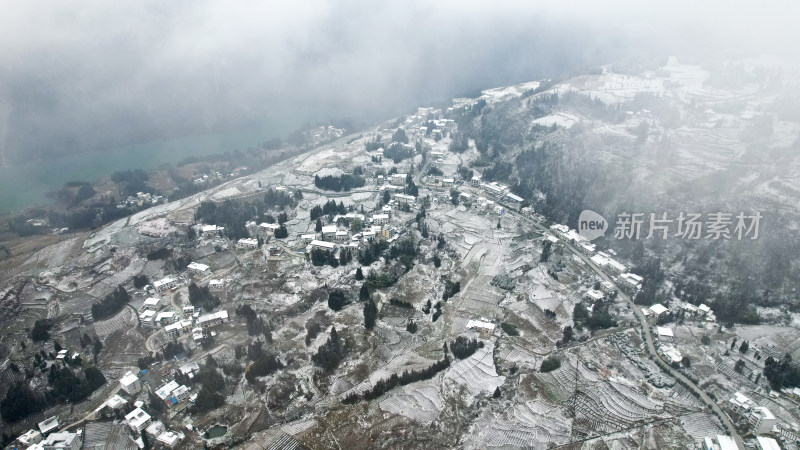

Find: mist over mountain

[1,0,796,165]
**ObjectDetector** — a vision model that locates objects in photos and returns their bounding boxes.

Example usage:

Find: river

[0,119,298,215]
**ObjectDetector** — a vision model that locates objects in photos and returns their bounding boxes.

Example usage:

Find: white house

[155,311,176,325]
[187,262,209,274]
[120,371,142,395]
[301,234,316,244]
[104,394,128,413]
[750,406,777,434]
[208,279,224,291]
[442,178,454,187]
[584,289,605,302]
[199,224,224,237]
[41,431,82,450]
[372,214,390,225]
[656,326,674,341]
[156,431,184,448]
[38,416,59,435]
[142,298,161,311]
[600,281,617,295]
[395,193,416,205]
[139,310,156,327]
[620,273,644,290]
[756,436,781,450]
[307,240,336,253]
[164,321,182,338]
[505,192,523,204]
[335,230,349,242]
[258,223,280,236]
[729,391,754,411]
[125,407,151,433]
[197,310,229,328]
[390,173,407,185]
[578,242,596,255]
[145,421,165,439]
[237,238,259,249]
[153,276,180,292]
[466,319,495,334]
[321,225,338,241]
[17,429,43,447]
[649,304,668,317]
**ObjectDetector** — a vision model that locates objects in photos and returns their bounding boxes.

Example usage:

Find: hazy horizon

[2,1,797,165]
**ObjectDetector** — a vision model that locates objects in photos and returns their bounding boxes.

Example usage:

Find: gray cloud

[0,0,796,163]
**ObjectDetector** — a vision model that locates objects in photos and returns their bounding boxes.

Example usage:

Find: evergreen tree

[359,283,370,302]
[364,299,377,330]
[355,267,364,280]
[315,218,323,232]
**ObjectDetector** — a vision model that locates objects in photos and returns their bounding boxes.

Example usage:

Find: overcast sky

[0,0,797,163]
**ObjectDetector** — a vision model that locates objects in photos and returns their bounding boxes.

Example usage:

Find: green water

[0,119,298,214]
[206,425,227,439]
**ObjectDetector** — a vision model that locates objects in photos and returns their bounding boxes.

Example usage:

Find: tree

[493,387,501,398]
[364,299,377,330]
[681,356,692,368]
[92,337,103,363]
[274,224,289,239]
[0,383,45,422]
[359,283,370,302]
[328,290,348,311]
[315,218,323,232]
[540,240,552,262]
[739,341,749,354]
[701,334,711,345]
[406,320,418,334]
[734,359,746,373]
[540,357,561,373]
[133,274,150,289]
[355,267,364,280]
[31,319,52,342]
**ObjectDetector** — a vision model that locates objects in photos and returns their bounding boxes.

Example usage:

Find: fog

[0,0,796,164]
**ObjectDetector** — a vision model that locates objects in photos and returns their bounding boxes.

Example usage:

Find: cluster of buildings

[138,282,229,344]
[192,171,223,186]
[14,416,84,450]
[116,371,188,447]
[307,125,345,147]
[117,191,164,209]
[725,392,784,448]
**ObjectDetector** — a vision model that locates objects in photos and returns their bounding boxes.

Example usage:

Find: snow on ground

[136,217,177,237]
[466,400,572,449]
[379,378,444,425]
[444,341,505,396]
[532,112,580,129]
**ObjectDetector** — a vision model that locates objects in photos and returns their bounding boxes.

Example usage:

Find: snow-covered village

[2,48,800,450]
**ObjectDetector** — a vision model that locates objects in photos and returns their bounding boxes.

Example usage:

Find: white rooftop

[197,310,229,325]
[649,304,668,315]
[38,416,59,434]
[716,435,738,450]
[153,276,177,289]
[120,371,139,387]
[143,298,160,307]
[756,436,781,450]
[308,239,336,249]
[466,319,495,332]
[125,407,151,429]
[321,225,337,233]
[187,262,209,272]
[656,326,674,338]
